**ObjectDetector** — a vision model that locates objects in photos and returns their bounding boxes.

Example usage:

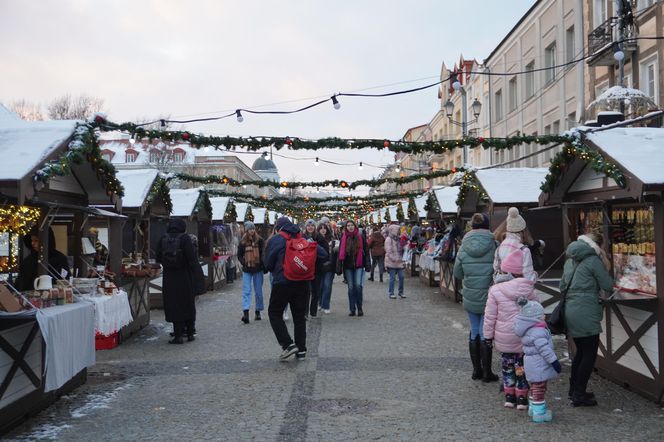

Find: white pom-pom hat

[506,207,526,233]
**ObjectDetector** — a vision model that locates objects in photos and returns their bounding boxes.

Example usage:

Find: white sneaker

[283,312,290,321]
[318,306,322,311]
[323,309,331,314]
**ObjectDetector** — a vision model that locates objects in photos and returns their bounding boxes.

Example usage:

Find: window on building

[494,89,503,121]
[101,153,111,162]
[173,151,184,162]
[552,120,560,135]
[641,59,658,104]
[544,43,557,84]
[638,0,656,11]
[525,61,535,99]
[593,0,607,27]
[566,26,575,64]
[125,152,136,163]
[567,112,576,129]
[149,151,161,162]
[508,77,517,113]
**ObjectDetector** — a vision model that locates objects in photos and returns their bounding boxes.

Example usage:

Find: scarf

[339,229,364,267]
[242,235,260,268]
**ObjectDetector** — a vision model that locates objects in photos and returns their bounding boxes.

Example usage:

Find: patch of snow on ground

[70,384,131,419]
[9,424,73,441]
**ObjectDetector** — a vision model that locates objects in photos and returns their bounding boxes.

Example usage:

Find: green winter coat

[453,229,496,314]
[561,240,614,338]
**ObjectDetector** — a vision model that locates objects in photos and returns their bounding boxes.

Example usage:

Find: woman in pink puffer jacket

[483,247,539,410]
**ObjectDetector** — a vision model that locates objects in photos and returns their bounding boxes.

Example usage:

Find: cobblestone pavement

[6,274,664,441]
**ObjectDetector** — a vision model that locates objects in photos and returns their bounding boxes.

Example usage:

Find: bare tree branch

[5,99,44,121]
[47,94,105,120]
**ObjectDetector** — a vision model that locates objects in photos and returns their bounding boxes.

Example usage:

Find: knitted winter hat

[305,219,316,227]
[275,216,290,231]
[244,221,255,230]
[471,213,490,230]
[506,207,526,233]
[517,297,544,319]
[319,216,330,225]
[501,248,524,274]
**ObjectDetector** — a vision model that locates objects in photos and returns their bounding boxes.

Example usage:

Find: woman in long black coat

[156,218,199,344]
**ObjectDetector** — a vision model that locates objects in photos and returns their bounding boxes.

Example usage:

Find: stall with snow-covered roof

[149,187,212,308]
[209,196,231,290]
[540,126,664,403]
[0,109,126,432]
[430,186,463,301]
[113,169,171,338]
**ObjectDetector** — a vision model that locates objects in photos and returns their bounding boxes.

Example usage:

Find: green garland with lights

[146,175,173,213]
[540,135,626,194]
[175,167,464,190]
[455,171,489,207]
[34,121,124,197]
[98,119,571,154]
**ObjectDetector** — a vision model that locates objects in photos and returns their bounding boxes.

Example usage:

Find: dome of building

[252,156,278,171]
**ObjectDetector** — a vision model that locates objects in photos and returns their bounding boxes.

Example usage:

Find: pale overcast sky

[0,0,535,186]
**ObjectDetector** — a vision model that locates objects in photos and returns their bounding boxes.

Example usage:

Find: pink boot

[504,387,516,408]
[516,388,529,411]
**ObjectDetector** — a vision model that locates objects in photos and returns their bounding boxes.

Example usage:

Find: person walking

[453,213,499,382]
[384,224,406,299]
[264,217,327,361]
[317,222,337,314]
[494,207,537,282]
[338,220,370,317]
[156,218,199,344]
[483,248,538,409]
[561,232,613,407]
[303,219,327,317]
[514,298,562,423]
[237,221,265,324]
[367,225,385,282]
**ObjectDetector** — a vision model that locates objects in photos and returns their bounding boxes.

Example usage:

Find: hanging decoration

[146,176,173,214]
[97,120,571,155]
[540,134,626,194]
[175,168,464,190]
[0,205,41,236]
[34,121,124,197]
[456,171,489,207]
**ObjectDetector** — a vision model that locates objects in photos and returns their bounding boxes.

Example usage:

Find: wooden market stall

[209,196,231,290]
[113,169,171,339]
[150,187,212,308]
[432,186,463,302]
[540,127,664,403]
[0,110,125,433]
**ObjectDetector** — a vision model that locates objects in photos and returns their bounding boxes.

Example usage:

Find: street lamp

[445,78,482,164]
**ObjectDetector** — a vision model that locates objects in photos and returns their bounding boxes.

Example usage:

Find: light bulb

[358,162,363,170]
[262,152,268,158]
[331,95,341,110]
[314,157,320,166]
[204,146,210,152]
[614,50,625,62]
[129,134,136,145]
[452,80,462,91]
[235,110,244,123]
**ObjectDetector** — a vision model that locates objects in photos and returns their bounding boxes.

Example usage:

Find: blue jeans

[344,267,364,313]
[242,271,264,311]
[387,268,404,296]
[467,311,485,340]
[319,271,334,310]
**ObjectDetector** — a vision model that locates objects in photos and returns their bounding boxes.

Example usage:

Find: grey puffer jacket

[513,315,559,383]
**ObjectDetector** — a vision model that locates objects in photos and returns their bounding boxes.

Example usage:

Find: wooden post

[653,200,664,401]
[37,213,49,277]
[72,212,85,277]
[108,217,124,277]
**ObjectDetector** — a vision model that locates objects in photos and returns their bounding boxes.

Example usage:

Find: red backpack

[279,231,318,281]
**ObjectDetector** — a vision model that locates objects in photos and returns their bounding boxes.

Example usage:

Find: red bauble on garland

[478,137,485,143]
[383,140,390,148]
[181,132,190,141]
[285,137,292,146]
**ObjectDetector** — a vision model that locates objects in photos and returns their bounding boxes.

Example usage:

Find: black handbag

[548,263,578,335]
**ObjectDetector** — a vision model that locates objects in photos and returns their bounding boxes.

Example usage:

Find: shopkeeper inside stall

[15,227,71,291]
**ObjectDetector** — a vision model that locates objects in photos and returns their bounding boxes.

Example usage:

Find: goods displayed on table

[121,252,161,277]
[611,206,657,296]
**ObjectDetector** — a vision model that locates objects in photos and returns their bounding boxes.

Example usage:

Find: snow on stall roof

[586,127,664,185]
[414,194,428,218]
[0,117,78,180]
[0,104,21,124]
[209,197,230,221]
[235,202,249,222]
[170,187,203,217]
[433,186,460,213]
[115,169,159,208]
[475,168,549,203]
[253,207,267,224]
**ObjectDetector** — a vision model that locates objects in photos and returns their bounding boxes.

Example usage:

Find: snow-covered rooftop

[170,187,203,217]
[115,169,159,208]
[235,202,248,222]
[433,186,460,213]
[414,194,428,218]
[0,116,78,180]
[253,207,267,224]
[586,127,664,185]
[209,197,230,221]
[475,168,549,204]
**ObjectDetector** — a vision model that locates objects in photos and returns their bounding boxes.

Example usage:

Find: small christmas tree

[225,202,237,222]
[245,206,254,222]
[407,198,417,220]
[396,203,405,221]
[424,192,440,214]
[384,207,391,223]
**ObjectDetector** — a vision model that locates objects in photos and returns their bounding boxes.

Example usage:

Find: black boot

[241,310,250,324]
[571,391,598,407]
[569,378,595,400]
[480,339,499,382]
[255,310,262,321]
[169,322,184,344]
[469,336,482,380]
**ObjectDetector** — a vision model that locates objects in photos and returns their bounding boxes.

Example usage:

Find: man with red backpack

[264,217,328,361]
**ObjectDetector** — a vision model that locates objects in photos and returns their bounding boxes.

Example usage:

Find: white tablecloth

[36,302,96,392]
[80,290,133,336]
[419,253,439,272]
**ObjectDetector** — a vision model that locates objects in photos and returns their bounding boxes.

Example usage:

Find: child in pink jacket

[483,247,539,409]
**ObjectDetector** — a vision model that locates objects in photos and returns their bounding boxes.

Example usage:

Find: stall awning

[475,168,549,204]
[209,197,230,221]
[235,202,249,222]
[414,194,428,218]
[170,187,203,217]
[253,207,267,224]
[115,169,159,209]
[433,186,460,214]
[586,128,664,185]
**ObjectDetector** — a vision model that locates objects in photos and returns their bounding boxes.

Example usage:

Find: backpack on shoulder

[161,234,184,269]
[279,231,318,281]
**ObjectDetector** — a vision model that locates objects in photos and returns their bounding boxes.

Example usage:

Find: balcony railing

[587,17,638,65]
